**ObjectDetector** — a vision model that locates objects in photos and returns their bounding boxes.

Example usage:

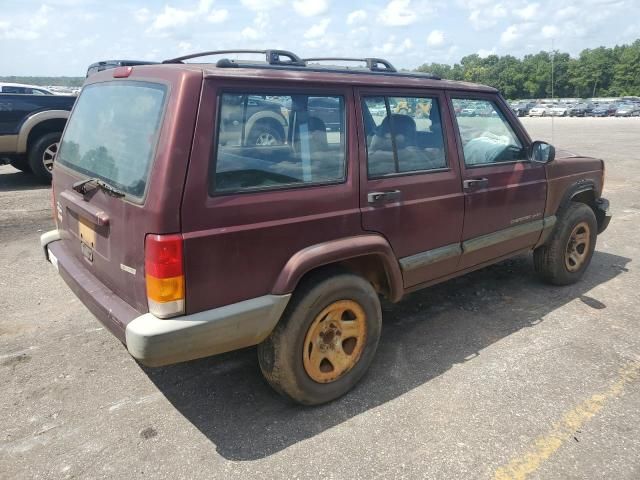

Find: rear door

[180,80,362,313]
[356,88,464,287]
[52,70,201,314]
[449,94,547,269]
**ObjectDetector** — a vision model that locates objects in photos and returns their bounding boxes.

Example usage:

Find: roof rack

[162,49,305,66]
[302,57,397,72]
[162,48,441,80]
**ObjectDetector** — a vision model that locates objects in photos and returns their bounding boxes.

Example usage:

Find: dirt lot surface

[1,117,639,479]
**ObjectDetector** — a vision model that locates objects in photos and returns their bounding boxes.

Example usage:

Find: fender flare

[17,110,69,153]
[272,235,404,302]
[556,179,596,215]
[245,111,286,140]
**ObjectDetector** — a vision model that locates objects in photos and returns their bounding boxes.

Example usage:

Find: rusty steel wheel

[565,221,591,272]
[258,271,382,405]
[302,300,367,383]
[534,202,597,286]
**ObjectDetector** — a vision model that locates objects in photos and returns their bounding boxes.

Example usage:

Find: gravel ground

[1,117,639,479]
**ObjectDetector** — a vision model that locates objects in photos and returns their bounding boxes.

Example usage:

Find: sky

[1,0,639,76]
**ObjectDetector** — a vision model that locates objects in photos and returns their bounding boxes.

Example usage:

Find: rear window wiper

[72,177,125,198]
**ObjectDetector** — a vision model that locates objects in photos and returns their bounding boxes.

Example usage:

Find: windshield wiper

[72,177,125,198]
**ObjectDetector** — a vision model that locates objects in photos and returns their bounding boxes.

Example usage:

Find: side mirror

[529,140,555,163]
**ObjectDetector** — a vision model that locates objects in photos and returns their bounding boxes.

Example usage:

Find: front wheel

[534,202,598,285]
[258,271,382,405]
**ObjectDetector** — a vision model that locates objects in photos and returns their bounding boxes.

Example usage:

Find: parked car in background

[511,101,535,117]
[614,103,640,117]
[41,49,611,405]
[569,103,594,117]
[0,82,54,95]
[219,94,289,146]
[0,87,75,181]
[549,104,569,117]
[528,104,551,117]
[592,104,617,117]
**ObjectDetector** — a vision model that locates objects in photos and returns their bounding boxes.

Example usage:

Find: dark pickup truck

[0,92,76,182]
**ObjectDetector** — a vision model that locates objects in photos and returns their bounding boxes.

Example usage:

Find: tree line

[416,39,640,99]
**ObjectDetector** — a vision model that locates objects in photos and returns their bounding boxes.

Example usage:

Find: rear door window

[56,81,167,200]
[211,93,346,194]
[361,95,447,178]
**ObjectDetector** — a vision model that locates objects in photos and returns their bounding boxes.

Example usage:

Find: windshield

[56,81,167,200]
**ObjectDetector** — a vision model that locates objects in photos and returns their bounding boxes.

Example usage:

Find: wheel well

[571,189,596,207]
[568,188,608,231]
[27,119,66,152]
[294,255,394,300]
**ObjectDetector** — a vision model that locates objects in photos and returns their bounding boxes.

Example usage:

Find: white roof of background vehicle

[0,82,54,93]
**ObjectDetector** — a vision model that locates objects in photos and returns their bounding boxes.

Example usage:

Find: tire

[10,156,31,173]
[534,202,598,285]
[247,123,283,146]
[28,132,61,183]
[258,271,382,405]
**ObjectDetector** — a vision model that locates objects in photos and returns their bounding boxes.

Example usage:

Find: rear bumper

[41,230,290,366]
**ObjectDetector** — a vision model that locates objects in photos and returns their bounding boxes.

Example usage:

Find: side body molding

[272,235,404,302]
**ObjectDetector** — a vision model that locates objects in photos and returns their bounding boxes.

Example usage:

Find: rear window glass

[211,93,346,194]
[56,81,166,199]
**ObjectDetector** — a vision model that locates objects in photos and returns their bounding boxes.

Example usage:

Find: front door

[356,88,465,287]
[449,95,547,269]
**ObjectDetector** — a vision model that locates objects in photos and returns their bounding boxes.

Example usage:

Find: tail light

[145,234,185,318]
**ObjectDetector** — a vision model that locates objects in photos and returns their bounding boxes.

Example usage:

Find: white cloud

[500,24,520,44]
[347,9,367,25]
[375,35,414,55]
[557,5,579,19]
[478,47,496,58]
[207,9,229,23]
[542,25,559,38]
[134,8,150,23]
[241,27,260,40]
[149,6,193,30]
[426,30,445,47]
[378,0,417,27]
[468,3,506,30]
[240,0,285,11]
[0,5,50,40]
[293,0,329,17]
[515,3,539,20]
[178,41,192,52]
[147,0,219,31]
[304,18,330,39]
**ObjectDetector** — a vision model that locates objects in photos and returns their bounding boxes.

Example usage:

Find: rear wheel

[534,202,597,285]
[258,271,382,405]
[247,123,283,146]
[28,132,60,183]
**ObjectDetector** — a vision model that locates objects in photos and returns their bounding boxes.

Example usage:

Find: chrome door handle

[463,178,489,191]
[368,190,402,204]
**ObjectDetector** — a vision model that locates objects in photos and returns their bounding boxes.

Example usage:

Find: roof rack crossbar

[163,49,304,66]
[302,57,397,72]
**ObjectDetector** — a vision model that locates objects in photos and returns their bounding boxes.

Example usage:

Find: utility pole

[551,38,555,101]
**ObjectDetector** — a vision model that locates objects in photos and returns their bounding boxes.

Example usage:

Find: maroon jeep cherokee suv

[41,50,611,405]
